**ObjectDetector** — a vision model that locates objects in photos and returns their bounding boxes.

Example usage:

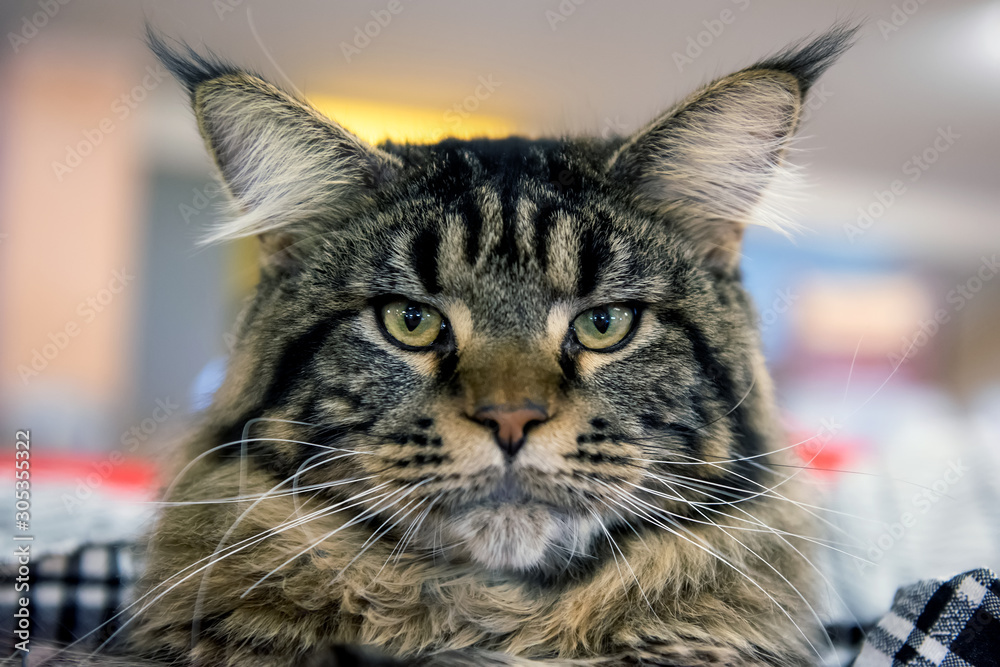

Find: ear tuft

[750,22,860,96]
[145,26,245,98]
[609,25,859,273]
[147,25,399,261]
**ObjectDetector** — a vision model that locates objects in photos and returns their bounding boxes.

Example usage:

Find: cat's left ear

[609,26,856,273]
[148,29,399,270]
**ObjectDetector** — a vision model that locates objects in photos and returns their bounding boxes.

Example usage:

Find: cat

[77,25,856,667]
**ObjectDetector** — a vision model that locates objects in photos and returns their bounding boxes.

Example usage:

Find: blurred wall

[0,44,143,451]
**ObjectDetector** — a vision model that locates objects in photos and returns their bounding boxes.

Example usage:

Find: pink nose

[472,405,549,459]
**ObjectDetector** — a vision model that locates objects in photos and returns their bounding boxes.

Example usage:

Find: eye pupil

[403,304,423,331]
[572,304,636,351]
[592,307,610,334]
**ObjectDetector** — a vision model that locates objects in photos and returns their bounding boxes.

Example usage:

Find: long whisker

[614,462,873,650]
[241,478,434,597]
[587,508,632,596]
[669,475,872,648]
[627,450,880,544]
[596,487,824,660]
[338,492,431,582]
[150,473,375,506]
[842,335,864,409]
[190,447,367,645]
[626,431,820,467]
[640,479,835,656]
[694,500,872,647]
[92,483,394,654]
[388,495,441,569]
[635,468,880,530]
[162,431,371,502]
[637,473,866,554]
[587,499,656,613]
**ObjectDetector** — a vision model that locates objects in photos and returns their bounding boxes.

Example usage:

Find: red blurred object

[786,428,866,478]
[6,453,158,495]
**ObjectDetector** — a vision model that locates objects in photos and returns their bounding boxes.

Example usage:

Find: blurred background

[0,0,998,662]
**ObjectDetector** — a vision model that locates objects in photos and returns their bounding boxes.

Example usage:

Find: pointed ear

[609,26,857,273]
[148,29,399,270]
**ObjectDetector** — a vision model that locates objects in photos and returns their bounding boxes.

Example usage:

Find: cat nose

[472,404,549,459]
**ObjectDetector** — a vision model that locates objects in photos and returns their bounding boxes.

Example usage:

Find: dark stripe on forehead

[411,228,441,294]
[534,204,559,273]
[426,144,480,194]
[577,225,611,297]
[497,229,519,266]
[496,205,519,266]
[457,194,483,266]
[423,146,483,266]
[496,171,521,265]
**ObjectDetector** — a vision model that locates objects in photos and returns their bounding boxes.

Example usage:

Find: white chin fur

[448,504,585,571]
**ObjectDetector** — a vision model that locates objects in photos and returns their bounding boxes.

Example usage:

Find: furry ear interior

[148,29,399,268]
[609,26,857,273]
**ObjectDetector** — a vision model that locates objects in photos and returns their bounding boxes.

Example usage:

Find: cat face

[151,29,854,575]
[218,142,771,575]
[270,142,745,572]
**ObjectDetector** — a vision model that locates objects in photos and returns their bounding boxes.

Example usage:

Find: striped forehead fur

[150,25,854,258]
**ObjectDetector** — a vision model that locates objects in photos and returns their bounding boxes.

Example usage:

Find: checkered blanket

[2,544,998,665]
[1,542,135,656]
[854,568,1000,667]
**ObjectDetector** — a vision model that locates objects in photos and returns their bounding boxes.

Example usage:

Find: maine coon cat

[91,26,856,667]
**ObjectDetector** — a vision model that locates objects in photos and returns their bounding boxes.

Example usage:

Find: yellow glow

[309,95,516,145]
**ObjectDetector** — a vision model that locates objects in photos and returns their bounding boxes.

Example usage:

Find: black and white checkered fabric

[855,568,1000,667]
[3,544,998,665]
[0,542,136,655]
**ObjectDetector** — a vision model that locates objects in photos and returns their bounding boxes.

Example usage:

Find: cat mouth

[484,470,531,504]
[424,470,601,570]
[468,469,575,513]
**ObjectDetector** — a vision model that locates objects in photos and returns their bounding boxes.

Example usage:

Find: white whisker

[241,478,434,597]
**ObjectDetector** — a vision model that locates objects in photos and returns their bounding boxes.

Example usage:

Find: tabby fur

[99,26,855,667]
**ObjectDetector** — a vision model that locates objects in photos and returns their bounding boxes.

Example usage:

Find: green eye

[572,304,636,350]
[380,299,444,348]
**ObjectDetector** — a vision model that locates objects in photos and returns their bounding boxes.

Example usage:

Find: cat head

[152,27,854,575]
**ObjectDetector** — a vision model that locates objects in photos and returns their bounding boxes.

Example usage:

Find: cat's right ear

[148,29,399,270]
